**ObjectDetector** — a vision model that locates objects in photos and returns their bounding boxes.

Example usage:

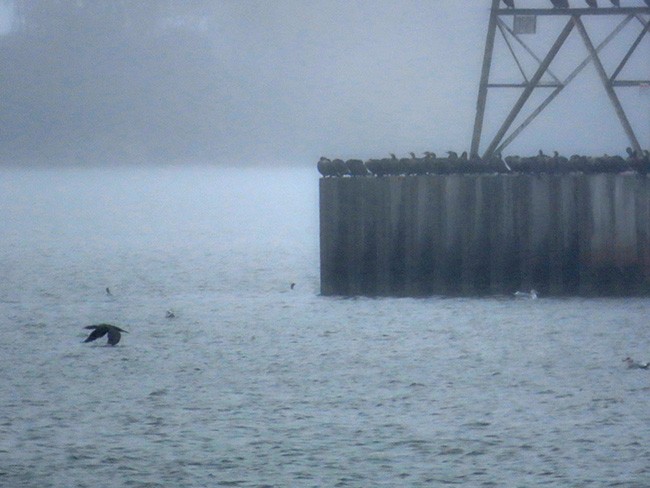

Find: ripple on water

[1,167,650,487]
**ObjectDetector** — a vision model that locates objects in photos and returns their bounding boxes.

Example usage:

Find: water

[1,165,649,487]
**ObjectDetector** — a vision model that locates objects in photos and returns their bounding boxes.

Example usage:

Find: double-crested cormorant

[317,157,334,177]
[502,0,515,7]
[345,159,369,176]
[83,324,128,346]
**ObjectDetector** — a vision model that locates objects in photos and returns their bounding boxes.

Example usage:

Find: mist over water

[1,165,650,487]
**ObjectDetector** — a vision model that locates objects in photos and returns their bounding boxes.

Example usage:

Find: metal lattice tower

[471,0,650,159]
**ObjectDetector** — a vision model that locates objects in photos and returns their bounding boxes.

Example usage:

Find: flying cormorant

[83,324,128,346]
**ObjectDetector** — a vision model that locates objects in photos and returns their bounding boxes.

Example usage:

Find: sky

[0,0,648,165]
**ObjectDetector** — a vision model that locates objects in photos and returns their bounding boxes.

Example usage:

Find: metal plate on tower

[514,15,536,35]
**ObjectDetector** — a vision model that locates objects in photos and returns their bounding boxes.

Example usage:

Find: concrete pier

[319,174,650,296]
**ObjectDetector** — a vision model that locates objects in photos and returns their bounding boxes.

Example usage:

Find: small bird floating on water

[105,287,112,296]
[514,289,538,299]
[623,357,649,369]
[83,324,128,346]
[290,283,296,290]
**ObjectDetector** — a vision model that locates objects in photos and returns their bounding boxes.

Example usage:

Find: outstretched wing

[106,327,122,346]
[83,325,108,343]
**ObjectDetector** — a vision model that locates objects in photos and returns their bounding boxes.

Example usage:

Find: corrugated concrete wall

[319,174,650,296]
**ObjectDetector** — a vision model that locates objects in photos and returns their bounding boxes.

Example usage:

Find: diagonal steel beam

[573,16,642,155]
[497,18,562,85]
[497,20,529,83]
[610,18,650,82]
[470,0,501,158]
[494,14,633,154]
[482,18,574,160]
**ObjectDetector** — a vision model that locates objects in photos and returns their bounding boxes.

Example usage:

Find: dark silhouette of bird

[550,0,569,7]
[290,283,296,290]
[502,0,515,7]
[585,0,597,7]
[105,287,112,296]
[83,324,128,346]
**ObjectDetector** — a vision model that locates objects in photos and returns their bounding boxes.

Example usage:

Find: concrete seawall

[319,174,650,296]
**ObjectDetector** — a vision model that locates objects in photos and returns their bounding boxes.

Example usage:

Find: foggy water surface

[1,165,649,487]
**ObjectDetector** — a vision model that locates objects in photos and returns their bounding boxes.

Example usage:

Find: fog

[0,0,647,165]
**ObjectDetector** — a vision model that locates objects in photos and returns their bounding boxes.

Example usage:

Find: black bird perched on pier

[585,0,597,7]
[317,157,334,177]
[83,324,128,346]
[502,0,515,8]
[550,0,569,7]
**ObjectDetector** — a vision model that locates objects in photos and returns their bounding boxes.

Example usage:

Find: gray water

[1,165,649,487]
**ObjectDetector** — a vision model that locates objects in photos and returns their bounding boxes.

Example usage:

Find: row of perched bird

[502,0,650,7]
[317,149,650,177]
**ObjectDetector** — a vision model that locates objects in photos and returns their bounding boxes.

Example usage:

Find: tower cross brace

[471,0,650,159]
